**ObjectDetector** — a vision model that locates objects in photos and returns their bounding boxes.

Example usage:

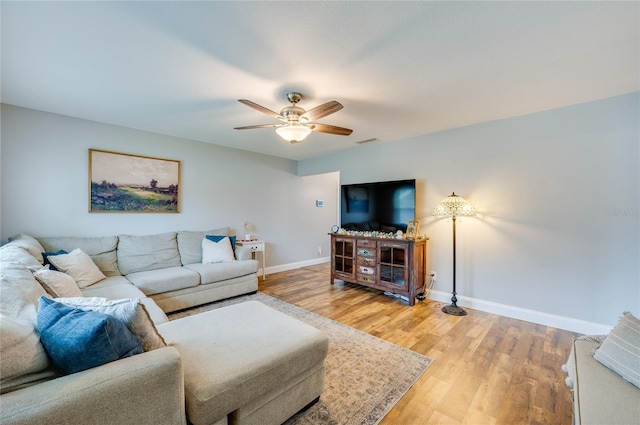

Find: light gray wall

[1,104,338,268]
[3,94,637,332]
[299,92,639,330]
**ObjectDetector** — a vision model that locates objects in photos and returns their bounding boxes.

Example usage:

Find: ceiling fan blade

[301,101,343,121]
[234,124,279,130]
[309,123,353,136]
[238,99,283,120]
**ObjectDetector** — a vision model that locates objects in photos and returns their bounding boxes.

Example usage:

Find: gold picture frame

[89,149,180,213]
[405,220,420,239]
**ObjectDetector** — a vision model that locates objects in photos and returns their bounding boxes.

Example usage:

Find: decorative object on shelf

[335,229,397,239]
[331,225,340,233]
[89,149,180,213]
[405,220,420,239]
[243,221,253,240]
[432,192,476,316]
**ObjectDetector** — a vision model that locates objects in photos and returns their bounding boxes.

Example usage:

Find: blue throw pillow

[206,235,236,252]
[37,296,142,374]
[42,250,68,271]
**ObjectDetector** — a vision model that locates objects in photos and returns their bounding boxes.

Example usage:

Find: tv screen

[340,179,416,233]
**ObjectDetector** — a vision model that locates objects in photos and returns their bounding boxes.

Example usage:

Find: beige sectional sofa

[37,227,259,313]
[1,232,329,425]
[564,332,640,424]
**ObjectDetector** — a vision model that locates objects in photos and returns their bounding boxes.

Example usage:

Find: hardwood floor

[259,263,578,425]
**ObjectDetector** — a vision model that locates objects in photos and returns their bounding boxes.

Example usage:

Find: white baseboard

[263,257,330,276]
[427,290,612,335]
[264,260,612,335]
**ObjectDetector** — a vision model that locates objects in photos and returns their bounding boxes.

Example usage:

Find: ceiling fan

[234,92,353,144]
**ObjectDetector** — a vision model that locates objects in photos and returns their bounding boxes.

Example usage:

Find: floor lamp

[433,193,476,316]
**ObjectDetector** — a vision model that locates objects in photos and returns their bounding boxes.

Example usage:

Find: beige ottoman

[158,301,329,425]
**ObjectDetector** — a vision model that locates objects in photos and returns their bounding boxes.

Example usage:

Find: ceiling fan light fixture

[236,92,352,142]
[276,124,312,144]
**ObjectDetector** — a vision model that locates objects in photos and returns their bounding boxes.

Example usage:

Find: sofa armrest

[0,347,186,425]
[235,245,252,261]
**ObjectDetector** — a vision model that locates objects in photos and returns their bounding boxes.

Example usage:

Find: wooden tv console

[330,233,427,306]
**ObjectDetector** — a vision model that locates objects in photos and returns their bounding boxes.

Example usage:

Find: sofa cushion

[0,261,55,393]
[38,236,121,277]
[47,248,106,288]
[37,297,143,374]
[0,316,59,394]
[177,228,229,265]
[8,234,45,264]
[79,280,169,325]
[126,266,200,296]
[117,232,181,275]
[33,267,83,298]
[202,237,235,264]
[79,275,132,292]
[593,312,640,389]
[56,297,167,352]
[158,301,328,425]
[184,260,258,285]
[149,273,258,314]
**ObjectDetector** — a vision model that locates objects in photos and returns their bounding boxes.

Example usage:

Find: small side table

[236,239,266,281]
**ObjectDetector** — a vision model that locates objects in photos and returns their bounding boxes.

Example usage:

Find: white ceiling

[2,1,638,161]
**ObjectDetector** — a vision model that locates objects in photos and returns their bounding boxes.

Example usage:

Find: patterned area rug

[169,292,433,425]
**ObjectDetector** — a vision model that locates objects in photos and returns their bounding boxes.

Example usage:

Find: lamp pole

[441,213,466,315]
[452,215,458,304]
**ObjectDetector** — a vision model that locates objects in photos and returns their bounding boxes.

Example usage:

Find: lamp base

[442,294,467,316]
[441,304,467,316]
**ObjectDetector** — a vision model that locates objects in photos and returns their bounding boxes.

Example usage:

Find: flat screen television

[340,179,416,233]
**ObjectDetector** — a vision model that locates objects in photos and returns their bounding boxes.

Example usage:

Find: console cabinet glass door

[333,237,355,279]
[378,243,409,290]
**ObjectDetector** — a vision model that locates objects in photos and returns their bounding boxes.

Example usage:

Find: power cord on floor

[416,273,436,303]
[384,273,437,305]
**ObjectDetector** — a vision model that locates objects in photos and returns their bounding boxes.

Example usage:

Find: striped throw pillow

[593,311,640,389]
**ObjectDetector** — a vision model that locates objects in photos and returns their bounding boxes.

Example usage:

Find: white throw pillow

[202,237,235,263]
[7,233,45,264]
[33,266,82,298]
[47,248,106,288]
[56,297,167,352]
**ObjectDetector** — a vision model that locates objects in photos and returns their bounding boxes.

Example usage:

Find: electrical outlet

[430,271,437,281]
[318,246,322,256]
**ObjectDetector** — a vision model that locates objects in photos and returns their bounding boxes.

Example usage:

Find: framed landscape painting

[89,149,180,213]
